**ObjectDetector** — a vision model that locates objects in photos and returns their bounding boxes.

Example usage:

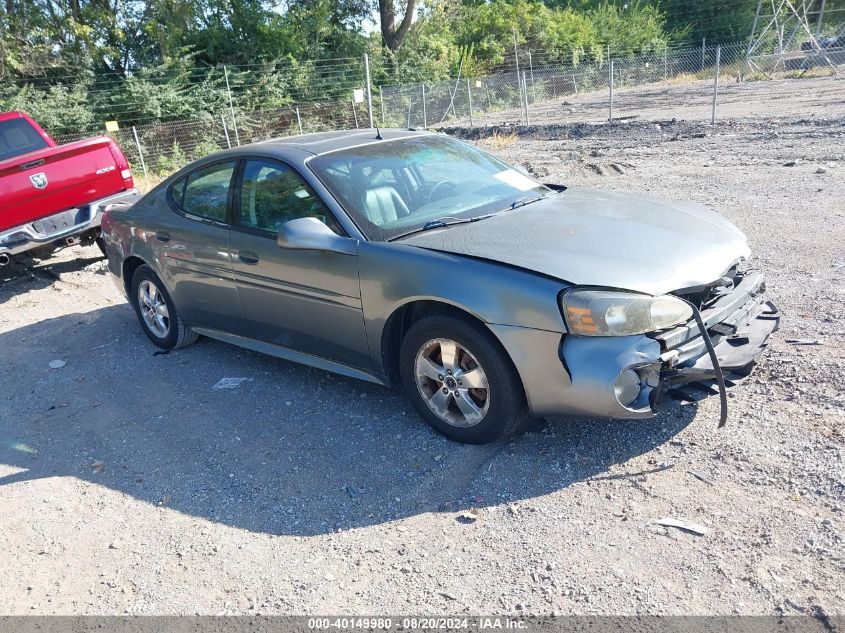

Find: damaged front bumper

[571,268,780,422]
[495,268,779,423]
[654,270,779,410]
[660,300,779,402]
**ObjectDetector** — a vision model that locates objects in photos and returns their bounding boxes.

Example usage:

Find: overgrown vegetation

[1,0,675,136]
[2,0,839,138]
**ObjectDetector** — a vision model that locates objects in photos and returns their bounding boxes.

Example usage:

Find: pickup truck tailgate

[0,136,129,232]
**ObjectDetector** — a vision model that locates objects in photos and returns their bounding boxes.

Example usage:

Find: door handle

[155,231,171,242]
[238,250,260,265]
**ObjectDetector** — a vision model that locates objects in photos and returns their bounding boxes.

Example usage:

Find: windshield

[308,135,550,241]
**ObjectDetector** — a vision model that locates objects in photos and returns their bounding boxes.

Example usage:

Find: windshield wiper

[509,194,547,210]
[388,214,494,241]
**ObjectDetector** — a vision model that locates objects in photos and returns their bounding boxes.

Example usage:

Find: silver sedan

[102,129,779,443]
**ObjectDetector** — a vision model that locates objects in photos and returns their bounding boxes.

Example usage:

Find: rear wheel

[131,265,198,349]
[95,235,108,257]
[399,314,528,444]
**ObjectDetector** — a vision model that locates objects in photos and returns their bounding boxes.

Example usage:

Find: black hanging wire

[678,297,729,428]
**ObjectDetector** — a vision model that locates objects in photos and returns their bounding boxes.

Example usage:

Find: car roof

[239,128,433,156]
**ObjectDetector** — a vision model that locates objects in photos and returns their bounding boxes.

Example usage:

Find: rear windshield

[0,118,50,162]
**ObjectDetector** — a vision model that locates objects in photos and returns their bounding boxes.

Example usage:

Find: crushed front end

[653,263,780,407]
[535,263,780,423]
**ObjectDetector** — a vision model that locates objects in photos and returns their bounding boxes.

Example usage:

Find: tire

[95,235,108,257]
[399,314,529,444]
[131,265,198,350]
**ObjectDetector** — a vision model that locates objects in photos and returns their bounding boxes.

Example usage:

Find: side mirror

[277,217,357,255]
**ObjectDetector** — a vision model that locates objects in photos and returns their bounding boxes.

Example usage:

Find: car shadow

[0,305,697,536]
[0,252,106,303]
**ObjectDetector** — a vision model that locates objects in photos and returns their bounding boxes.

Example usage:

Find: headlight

[561,289,692,336]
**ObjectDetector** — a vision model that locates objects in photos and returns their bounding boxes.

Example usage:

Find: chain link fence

[24,40,845,187]
[52,98,372,184]
[381,41,845,130]
[40,56,377,186]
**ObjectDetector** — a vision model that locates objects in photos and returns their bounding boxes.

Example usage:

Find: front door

[228,158,369,369]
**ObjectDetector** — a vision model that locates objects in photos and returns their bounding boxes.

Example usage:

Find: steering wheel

[426,180,455,204]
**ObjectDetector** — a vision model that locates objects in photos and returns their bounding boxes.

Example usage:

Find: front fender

[359,241,567,374]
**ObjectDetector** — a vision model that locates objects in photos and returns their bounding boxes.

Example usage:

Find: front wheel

[131,265,198,349]
[399,315,528,444]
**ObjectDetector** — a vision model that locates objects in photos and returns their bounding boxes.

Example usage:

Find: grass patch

[479,131,519,150]
[134,174,166,194]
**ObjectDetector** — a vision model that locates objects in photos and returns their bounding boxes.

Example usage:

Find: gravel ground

[1,114,843,617]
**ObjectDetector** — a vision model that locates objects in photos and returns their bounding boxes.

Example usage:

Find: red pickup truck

[0,111,139,265]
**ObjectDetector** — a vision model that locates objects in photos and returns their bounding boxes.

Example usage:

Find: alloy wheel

[138,279,170,338]
[414,338,490,428]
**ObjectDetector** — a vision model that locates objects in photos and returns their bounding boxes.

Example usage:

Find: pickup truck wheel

[131,265,198,349]
[399,315,529,444]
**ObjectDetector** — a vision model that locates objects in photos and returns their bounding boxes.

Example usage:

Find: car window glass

[309,136,549,242]
[180,161,236,222]
[239,159,338,234]
[416,161,455,184]
[0,118,49,162]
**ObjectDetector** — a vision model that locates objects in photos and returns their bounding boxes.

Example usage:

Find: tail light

[107,140,135,189]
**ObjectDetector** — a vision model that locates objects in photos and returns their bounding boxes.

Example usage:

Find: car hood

[399,187,750,295]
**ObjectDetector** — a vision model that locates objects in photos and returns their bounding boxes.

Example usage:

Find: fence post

[363,53,374,128]
[131,126,148,179]
[380,86,386,126]
[407,99,412,129]
[224,66,240,146]
[701,37,706,72]
[466,78,474,127]
[422,84,427,129]
[663,46,668,81]
[609,59,614,123]
[221,115,231,149]
[522,72,530,125]
[711,45,721,125]
[352,98,359,129]
[296,106,303,135]
[513,27,523,125]
[528,50,535,102]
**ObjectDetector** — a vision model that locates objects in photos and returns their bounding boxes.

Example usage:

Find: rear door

[152,160,249,336]
[228,158,369,368]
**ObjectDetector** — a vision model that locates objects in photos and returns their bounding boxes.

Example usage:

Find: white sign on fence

[353,88,365,104]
